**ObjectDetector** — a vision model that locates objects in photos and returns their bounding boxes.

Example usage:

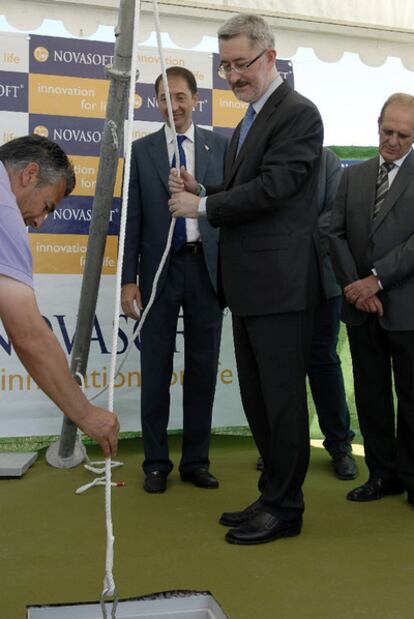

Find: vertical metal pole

[46,0,136,468]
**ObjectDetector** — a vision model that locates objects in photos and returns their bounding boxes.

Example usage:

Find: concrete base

[27,591,228,618]
[45,439,86,469]
[0,452,38,477]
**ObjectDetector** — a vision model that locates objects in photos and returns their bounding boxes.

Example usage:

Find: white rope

[76,477,124,495]
[153,0,180,171]
[73,373,124,479]
[100,0,143,612]
[87,0,182,407]
[75,1,182,615]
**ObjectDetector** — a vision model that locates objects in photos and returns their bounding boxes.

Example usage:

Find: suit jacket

[205,81,324,316]
[329,150,414,330]
[317,148,343,299]
[122,125,228,304]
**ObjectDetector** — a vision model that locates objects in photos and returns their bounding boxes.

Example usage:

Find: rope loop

[100,588,118,619]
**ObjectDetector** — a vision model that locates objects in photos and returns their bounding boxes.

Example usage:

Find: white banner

[0,274,245,437]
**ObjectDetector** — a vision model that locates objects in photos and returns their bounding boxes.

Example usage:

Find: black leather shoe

[225,510,302,545]
[144,471,167,493]
[181,468,219,488]
[220,499,262,527]
[332,453,358,480]
[347,478,404,502]
[256,456,264,471]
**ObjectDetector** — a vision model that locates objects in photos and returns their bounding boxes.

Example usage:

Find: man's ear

[20,162,40,188]
[267,49,277,64]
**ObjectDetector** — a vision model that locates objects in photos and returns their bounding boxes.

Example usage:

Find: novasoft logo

[33,46,49,63]
[53,128,102,144]
[134,94,143,109]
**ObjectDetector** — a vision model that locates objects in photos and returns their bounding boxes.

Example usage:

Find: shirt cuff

[198,196,207,216]
[372,268,383,290]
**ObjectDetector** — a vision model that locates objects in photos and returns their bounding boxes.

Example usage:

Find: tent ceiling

[1,0,414,69]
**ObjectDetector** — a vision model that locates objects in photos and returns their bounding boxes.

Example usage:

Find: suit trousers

[140,245,223,475]
[232,308,314,520]
[347,316,414,494]
[308,295,354,456]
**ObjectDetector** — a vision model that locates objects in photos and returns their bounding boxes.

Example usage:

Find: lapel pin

[204,144,210,151]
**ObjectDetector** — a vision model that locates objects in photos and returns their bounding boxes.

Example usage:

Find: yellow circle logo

[134,94,143,109]
[33,46,49,62]
[33,125,49,138]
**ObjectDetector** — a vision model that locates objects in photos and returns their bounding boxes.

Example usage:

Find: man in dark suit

[309,148,357,478]
[257,148,357,479]
[121,67,227,493]
[169,14,323,544]
[330,93,414,507]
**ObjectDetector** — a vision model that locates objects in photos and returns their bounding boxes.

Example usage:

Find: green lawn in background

[329,145,377,160]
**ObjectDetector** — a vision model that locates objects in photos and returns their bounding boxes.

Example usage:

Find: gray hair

[218,14,275,49]
[0,135,75,195]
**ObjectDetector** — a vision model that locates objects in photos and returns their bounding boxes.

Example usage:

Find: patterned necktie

[236,104,256,155]
[171,134,187,251]
[373,161,395,220]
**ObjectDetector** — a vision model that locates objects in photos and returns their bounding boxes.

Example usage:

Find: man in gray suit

[330,92,414,506]
[121,67,227,493]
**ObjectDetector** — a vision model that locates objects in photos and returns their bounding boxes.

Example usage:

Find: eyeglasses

[217,49,268,79]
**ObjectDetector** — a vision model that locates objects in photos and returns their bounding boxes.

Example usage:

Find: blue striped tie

[237,104,256,155]
[171,135,187,251]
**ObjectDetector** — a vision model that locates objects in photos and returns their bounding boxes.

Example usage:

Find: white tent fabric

[1,0,414,69]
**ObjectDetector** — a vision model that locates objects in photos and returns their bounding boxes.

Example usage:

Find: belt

[185,242,203,255]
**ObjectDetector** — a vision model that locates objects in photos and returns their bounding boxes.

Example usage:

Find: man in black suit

[257,148,358,480]
[121,67,227,493]
[169,14,323,544]
[330,93,414,507]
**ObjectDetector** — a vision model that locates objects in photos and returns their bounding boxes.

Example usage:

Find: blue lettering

[90,316,109,354]
[54,315,76,354]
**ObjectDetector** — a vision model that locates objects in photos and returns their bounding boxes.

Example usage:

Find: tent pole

[46,0,136,468]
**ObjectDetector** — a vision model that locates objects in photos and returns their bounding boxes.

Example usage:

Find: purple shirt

[0,161,33,288]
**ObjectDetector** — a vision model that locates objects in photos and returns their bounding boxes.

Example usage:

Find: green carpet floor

[1,434,413,619]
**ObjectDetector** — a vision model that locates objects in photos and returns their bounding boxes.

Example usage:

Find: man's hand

[79,405,120,457]
[344,275,380,305]
[169,167,199,195]
[355,294,384,316]
[169,192,201,218]
[121,283,143,319]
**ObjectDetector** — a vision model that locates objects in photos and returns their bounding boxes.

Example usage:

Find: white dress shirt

[165,123,200,242]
